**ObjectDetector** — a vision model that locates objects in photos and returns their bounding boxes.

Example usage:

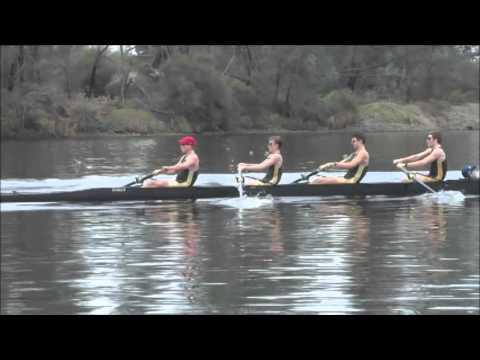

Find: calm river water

[1,131,479,314]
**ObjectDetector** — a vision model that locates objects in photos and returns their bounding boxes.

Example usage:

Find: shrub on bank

[1,85,78,138]
[68,93,108,133]
[103,108,167,134]
[447,89,476,105]
[161,55,234,132]
[322,88,358,115]
[357,101,436,130]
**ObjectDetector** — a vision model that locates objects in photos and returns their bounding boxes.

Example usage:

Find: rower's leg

[142,179,170,188]
[167,180,190,188]
[414,174,439,183]
[401,174,438,183]
[309,176,352,185]
[245,179,268,186]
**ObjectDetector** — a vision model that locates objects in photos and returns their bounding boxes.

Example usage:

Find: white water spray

[237,169,244,198]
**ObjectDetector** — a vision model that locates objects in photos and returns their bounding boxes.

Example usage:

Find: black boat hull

[1,179,479,203]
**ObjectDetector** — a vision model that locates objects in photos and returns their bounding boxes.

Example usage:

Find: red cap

[178,136,197,146]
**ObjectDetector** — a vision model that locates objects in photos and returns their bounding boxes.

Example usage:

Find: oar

[291,170,319,184]
[291,153,356,184]
[243,175,262,182]
[397,165,436,193]
[291,165,336,184]
[124,171,158,187]
[234,171,264,183]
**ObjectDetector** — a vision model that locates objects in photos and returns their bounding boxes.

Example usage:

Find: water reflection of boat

[2,179,478,203]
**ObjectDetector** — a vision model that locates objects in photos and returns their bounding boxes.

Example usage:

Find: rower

[309,133,369,185]
[393,131,447,183]
[237,136,283,186]
[143,136,200,188]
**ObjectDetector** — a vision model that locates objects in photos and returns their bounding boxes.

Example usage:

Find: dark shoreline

[1,128,479,142]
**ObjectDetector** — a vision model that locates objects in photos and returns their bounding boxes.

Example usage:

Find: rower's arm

[339,152,356,164]
[166,156,196,173]
[406,149,441,169]
[242,156,277,172]
[335,153,364,170]
[395,149,431,164]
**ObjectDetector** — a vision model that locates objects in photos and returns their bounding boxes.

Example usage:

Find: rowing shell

[1,179,478,203]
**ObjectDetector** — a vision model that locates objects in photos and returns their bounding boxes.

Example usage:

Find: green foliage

[161,55,233,132]
[170,116,193,133]
[68,94,108,132]
[103,108,166,134]
[322,89,358,115]
[357,102,436,130]
[448,89,473,104]
[1,45,478,138]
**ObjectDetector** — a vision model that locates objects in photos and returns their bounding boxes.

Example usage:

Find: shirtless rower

[309,133,369,185]
[143,136,200,188]
[237,136,283,186]
[393,131,447,183]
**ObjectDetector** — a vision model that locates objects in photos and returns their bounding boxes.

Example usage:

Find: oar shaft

[398,166,436,193]
[124,172,157,187]
[292,170,319,184]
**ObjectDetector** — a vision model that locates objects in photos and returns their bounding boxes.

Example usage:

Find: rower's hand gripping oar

[397,164,436,193]
[124,169,162,187]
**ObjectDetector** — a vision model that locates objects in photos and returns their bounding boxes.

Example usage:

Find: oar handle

[397,165,436,193]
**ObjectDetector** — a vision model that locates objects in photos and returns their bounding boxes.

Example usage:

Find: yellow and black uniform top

[261,162,283,185]
[427,158,447,181]
[175,155,199,187]
[344,164,368,183]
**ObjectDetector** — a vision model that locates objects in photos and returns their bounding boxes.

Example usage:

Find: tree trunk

[284,82,292,117]
[120,46,125,105]
[63,45,73,98]
[7,59,17,91]
[86,45,109,98]
[346,46,359,92]
[273,59,284,107]
[7,46,25,91]
[424,46,435,100]
[31,45,41,83]
[244,46,254,86]
[18,45,24,84]
[283,59,299,117]
[402,46,413,102]
[152,46,169,68]
[223,47,236,76]
[119,45,131,106]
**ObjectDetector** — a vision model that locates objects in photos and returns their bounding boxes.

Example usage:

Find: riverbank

[2,99,478,140]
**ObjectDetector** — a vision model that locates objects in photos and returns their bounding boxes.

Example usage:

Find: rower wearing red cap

[143,136,200,188]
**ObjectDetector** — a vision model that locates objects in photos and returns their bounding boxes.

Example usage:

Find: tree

[85,45,109,98]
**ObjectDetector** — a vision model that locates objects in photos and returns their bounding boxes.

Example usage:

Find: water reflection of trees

[360,198,455,314]
[284,200,371,314]
[1,211,88,314]
[2,195,477,314]
[186,200,373,314]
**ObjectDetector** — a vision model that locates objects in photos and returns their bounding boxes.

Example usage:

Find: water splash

[214,195,274,209]
[237,169,244,198]
[418,191,465,205]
